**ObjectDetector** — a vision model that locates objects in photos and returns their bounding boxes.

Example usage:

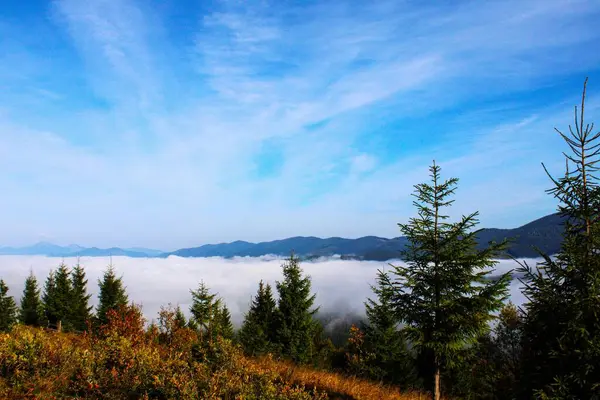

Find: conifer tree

[97,264,129,325]
[273,252,320,364]
[518,78,600,399]
[361,269,419,387]
[70,261,93,331]
[19,272,43,326]
[175,305,187,328]
[42,270,57,327]
[386,162,511,400]
[217,304,235,340]
[239,280,277,356]
[53,263,74,331]
[189,281,222,341]
[0,279,18,332]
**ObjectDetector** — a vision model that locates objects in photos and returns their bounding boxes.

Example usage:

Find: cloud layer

[0,255,532,326]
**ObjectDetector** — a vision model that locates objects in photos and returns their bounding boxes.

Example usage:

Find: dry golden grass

[251,355,431,400]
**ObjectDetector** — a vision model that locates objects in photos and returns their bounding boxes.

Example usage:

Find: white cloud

[0,255,535,327]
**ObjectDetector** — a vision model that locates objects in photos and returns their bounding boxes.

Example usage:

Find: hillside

[165,213,565,260]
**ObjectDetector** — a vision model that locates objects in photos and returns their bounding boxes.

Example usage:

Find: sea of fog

[0,256,537,326]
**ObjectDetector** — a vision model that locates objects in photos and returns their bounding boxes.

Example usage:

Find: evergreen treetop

[53,262,74,330]
[71,261,93,332]
[189,281,222,341]
[274,252,321,364]
[239,280,277,356]
[217,304,235,340]
[19,272,43,327]
[97,264,129,326]
[174,305,187,329]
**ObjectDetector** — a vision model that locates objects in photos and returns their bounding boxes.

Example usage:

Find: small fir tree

[42,270,57,327]
[70,261,93,331]
[273,252,321,364]
[239,280,278,356]
[189,281,222,341]
[217,304,235,340]
[0,279,18,332]
[362,269,419,387]
[386,162,511,400]
[19,272,43,327]
[97,264,129,326]
[175,305,187,328]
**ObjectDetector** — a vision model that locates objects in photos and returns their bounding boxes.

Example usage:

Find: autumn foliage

[0,303,430,399]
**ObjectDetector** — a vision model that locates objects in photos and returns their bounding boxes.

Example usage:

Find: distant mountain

[163,213,566,261]
[0,213,565,261]
[124,247,165,257]
[0,243,161,258]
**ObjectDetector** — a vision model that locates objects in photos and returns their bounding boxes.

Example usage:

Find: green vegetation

[273,252,321,364]
[518,77,600,399]
[0,279,17,332]
[239,280,278,356]
[0,79,598,399]
[385,162,511,400]
[19,272,43,327]
[96,264,129,326]
[71,261,93,332]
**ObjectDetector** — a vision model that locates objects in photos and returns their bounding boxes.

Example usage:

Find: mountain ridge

[0,213,564,261]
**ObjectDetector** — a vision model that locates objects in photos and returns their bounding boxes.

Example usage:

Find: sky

[0,255,530,326]
[1,0,600,250]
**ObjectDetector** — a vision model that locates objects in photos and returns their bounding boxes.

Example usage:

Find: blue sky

[1,0,599,250]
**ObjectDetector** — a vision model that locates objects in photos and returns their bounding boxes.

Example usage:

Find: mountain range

[0,213,565,261]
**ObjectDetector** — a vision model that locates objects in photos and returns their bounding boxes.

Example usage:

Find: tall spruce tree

[239,280,277,356]
[97,264,129,325]
[0,279,18,332]
[71,262,93,331]
[361,269,419,387]
[273,252,320,364]
[19,272,43,326]
[518,78,600,399]
[386,162,511,400]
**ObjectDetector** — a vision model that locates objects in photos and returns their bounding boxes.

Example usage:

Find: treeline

[0,79,599,400]
[0,263,128,333]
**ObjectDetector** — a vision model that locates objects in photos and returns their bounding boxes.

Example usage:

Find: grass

[253,355,430,400]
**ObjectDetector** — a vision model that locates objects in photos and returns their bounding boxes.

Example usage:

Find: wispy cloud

[0,0,598,248]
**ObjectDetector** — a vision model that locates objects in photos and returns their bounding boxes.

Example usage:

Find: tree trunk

[434,364,441,400]
[57,320,62,333]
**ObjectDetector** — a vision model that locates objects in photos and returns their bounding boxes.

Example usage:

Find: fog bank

[0,256,534,326]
